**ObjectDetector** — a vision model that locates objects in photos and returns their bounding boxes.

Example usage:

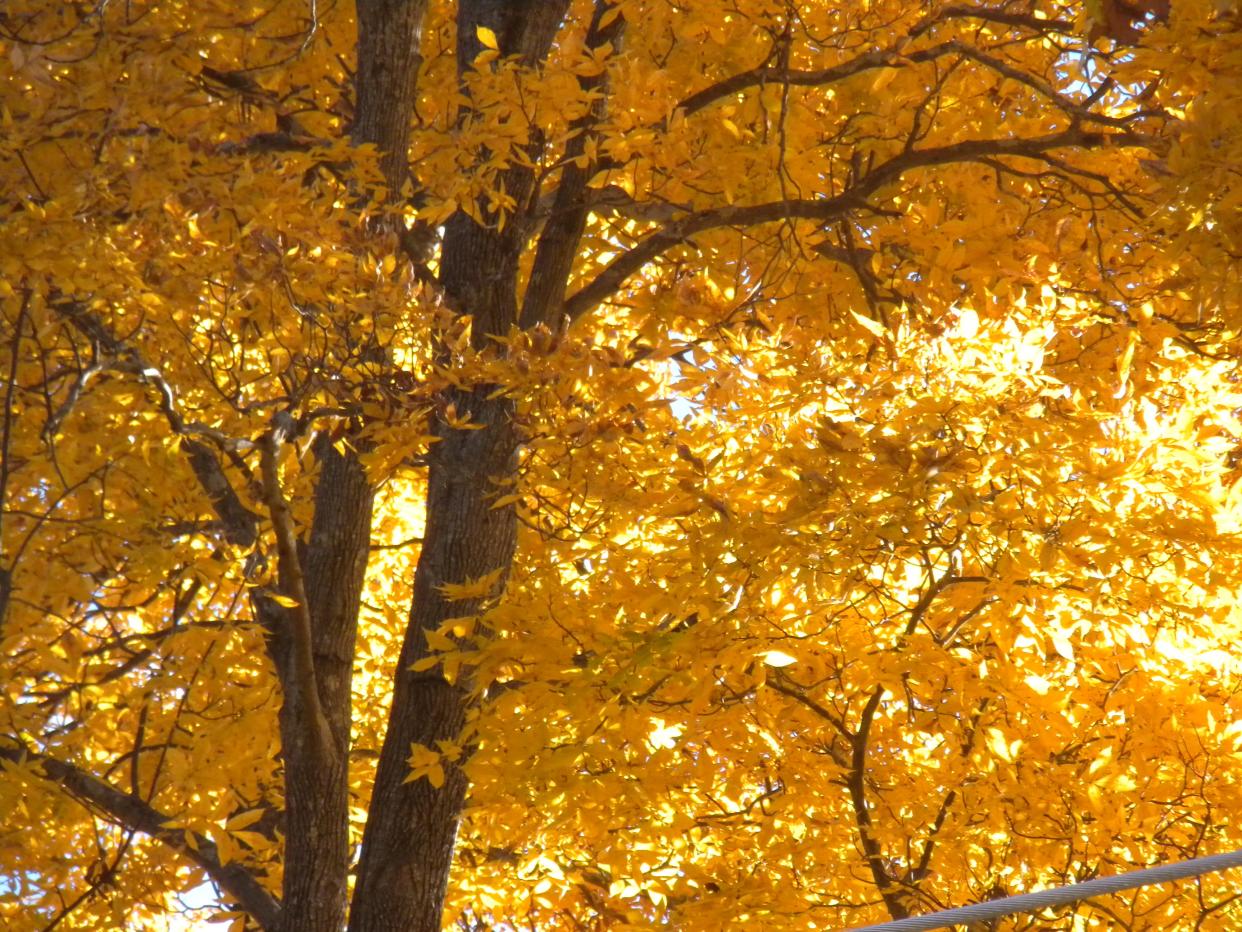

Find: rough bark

[349,389,518,932]
[274,440,374,932]
[271,3,425,928]
[354,0,429,192]
[519,0,625,330]
[349,4,571,930]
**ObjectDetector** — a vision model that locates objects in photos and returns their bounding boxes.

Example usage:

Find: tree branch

[0,291,30,630]
[0,741,282,930]
[916,698,990,879]
[518,0,626,329]
[674,13,1086,123]
[765,672,906,917]
[850,685,910,920]
[942,42,1162,130]
[563,126,1146,320]
[258,415,336,766]
[767,672,854,746]
[675,40,959,118]
[50,298,259,547]
[911,6,1074,38]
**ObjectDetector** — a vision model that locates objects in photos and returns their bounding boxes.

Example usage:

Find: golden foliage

[1,0,1240,929]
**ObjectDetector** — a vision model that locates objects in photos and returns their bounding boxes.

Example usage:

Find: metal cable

[843,848,1242,931]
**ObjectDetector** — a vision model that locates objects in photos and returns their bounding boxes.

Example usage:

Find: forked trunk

[348,3,572,929]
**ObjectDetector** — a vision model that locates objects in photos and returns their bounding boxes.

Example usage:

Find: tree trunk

[349,4,570,929]
[275,441,374,932]
[275,3,425,927]
[349,388,519,932]
[354,0,429,190]
[259,435,373,932]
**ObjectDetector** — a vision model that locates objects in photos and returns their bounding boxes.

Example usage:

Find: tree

[2,1,1240,930]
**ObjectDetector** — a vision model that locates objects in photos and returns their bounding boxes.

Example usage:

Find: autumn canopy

[2,0,1242,930]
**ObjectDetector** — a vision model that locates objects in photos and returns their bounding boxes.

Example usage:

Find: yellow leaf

[760,650,797,667]
[850,310,887,339]
[225,809,266,832]
[1049,630,1074,661]
[424,626,457,652]
[1024,673,1051,695]
[476,25,498,50]
[1088,746,1114,776]
[985,727,1018,762]
[439,566,505,601]
[598,5,623,28]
